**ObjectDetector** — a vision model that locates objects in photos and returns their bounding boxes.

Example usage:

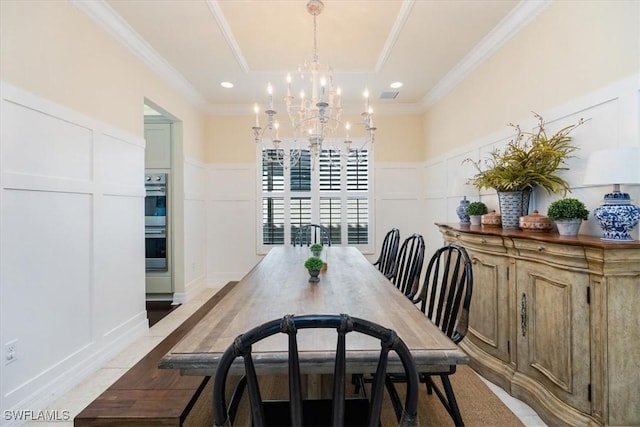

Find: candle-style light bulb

[254,103,260,127]
[286,73,292,97]
[345,122,351,140]
[274,121,280,140]
[320,77,326,102]
[299,90,305,111]
[364,89,370,112]
[267,83,274,110]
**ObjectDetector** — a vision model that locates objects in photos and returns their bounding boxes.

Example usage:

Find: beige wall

[204,113,425,163]
[424,0,640,159]
[0,0,206,160]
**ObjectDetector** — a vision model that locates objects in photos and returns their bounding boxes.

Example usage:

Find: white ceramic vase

[555,219,582,236]
[469,215,482,226]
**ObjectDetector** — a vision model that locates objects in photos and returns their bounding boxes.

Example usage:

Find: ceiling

[82,0,548,115]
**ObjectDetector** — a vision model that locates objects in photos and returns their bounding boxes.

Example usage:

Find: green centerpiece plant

[310,243,323,256]
[304,256,324,282]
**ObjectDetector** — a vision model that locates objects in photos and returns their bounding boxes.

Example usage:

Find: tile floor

[23,286,547,427]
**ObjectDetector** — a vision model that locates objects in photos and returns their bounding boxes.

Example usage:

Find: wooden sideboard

[436,223,640,427]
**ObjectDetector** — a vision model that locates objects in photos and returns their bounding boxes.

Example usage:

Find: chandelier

[252,0,376,169]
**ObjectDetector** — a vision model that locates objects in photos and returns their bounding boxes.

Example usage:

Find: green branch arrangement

[464,113,586,195]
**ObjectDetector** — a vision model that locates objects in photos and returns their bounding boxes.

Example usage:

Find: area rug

[203,366,524,426]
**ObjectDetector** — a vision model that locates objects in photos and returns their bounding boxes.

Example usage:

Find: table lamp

[583,147,640,241]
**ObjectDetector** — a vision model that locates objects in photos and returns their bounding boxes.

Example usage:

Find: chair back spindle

[293,224,332,246]
[392,234,425,299]
[373,228,400,279]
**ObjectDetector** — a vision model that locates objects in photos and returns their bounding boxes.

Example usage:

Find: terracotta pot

[481,210,502,228]
[519,210,553,232]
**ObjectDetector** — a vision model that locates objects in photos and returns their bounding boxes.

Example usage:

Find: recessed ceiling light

[390,82,403,89]
[220,81,234,89]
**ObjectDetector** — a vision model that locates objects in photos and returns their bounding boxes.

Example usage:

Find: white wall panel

[0,83,147,417]
[2,100,93,181]
[206,199,260,285]
[1,190,92,394]
[205,164,260,286]
[184,198,206,290]
[180,159,207,299]
[97,133,146,195]
[94,194,146,337]
[207,165,255,199]
[375,164,422,198]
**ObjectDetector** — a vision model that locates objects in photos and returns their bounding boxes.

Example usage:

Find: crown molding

[71,0,209,111]
[206,0,250,74]
[375,0,415,73]
[420,0,552,110]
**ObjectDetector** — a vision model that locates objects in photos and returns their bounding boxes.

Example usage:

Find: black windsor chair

[373,228,400,280]
[212,313,420,427]
[293,223,332,246]
[386,244,473,426]
[391,234,425,299]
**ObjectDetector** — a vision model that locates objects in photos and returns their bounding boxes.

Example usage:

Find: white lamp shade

[583,147,640,185]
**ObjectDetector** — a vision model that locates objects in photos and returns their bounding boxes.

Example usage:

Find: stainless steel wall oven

[145,173,168,271]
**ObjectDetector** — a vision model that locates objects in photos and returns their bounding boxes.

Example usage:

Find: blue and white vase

[456,197,471,225]
[593,191,640,241]
[498,189,531,229]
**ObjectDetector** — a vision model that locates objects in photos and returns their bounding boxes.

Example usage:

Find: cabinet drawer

[453,232,506,254]
[513,238,588,269]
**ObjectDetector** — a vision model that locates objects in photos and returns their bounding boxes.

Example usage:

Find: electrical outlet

[5,340,17,365]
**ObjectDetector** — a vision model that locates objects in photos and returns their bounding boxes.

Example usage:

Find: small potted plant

[547,198,589,236]
[304,256,324,282]
[466,201,488,226]
[309,243,323,257]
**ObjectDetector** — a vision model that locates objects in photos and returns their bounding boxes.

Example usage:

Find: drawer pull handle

[454,233,460,238]
[481,238,487,243]
[471,257,478,265]
[537,246,545,252]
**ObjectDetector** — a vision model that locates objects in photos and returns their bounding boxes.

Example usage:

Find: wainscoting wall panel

[205,164,260,286]
[181,157,207,301]
[0,83,147,420]
[424,74,640,251]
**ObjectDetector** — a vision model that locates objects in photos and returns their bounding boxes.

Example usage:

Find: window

[258,141,372,252]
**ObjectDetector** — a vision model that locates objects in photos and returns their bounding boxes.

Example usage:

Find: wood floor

[146,300,180,328]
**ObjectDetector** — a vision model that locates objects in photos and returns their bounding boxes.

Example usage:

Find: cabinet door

[465,249,511,364]
[516,260,590,413]
[145,123,172,169]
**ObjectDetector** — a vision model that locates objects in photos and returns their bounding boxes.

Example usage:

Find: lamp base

[593,191,640,241]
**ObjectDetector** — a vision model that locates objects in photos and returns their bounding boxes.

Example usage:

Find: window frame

[256,138,374,254]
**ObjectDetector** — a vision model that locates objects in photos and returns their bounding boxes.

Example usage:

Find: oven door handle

[145,229,166,238]
[145,189,166,196]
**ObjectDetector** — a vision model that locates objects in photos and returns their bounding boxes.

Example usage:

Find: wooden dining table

[159,246,467,384]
